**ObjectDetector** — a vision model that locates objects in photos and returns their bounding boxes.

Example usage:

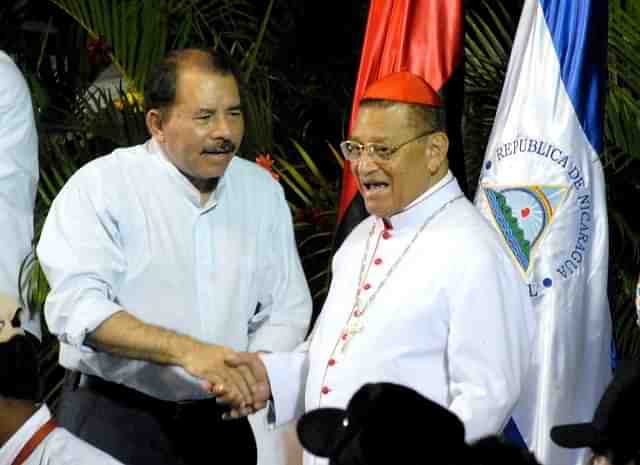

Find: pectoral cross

[340,318,365,353]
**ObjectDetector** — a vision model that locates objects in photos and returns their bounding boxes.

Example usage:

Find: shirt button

[382,231,391,240]
[374,258,383,265]
[328,358,336,367]
[363,283,372,290]
[321,386,331,395]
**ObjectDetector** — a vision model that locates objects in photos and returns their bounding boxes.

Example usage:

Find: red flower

[255,154,280,181]
[87,36,112,66]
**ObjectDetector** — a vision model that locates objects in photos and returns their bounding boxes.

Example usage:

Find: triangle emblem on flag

[482,185,569,276]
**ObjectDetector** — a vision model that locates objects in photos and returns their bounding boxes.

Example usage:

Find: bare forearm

[86,310,255,407]
[86,310,199,367]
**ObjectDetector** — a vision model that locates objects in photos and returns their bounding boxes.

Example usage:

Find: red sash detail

[11,417,58,465]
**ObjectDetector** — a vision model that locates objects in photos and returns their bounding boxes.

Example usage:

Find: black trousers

[57,372,257,465]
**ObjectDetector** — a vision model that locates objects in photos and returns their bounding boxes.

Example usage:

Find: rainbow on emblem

[483,186,568,275]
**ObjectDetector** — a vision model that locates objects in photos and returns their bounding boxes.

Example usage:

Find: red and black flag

[334,0,465,248]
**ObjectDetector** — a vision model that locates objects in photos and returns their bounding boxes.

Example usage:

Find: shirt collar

[382,171,462,230]
[0,404,51,465]
[145,138,229,210]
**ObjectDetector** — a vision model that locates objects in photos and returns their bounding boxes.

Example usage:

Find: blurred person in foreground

[297,382,470,465]
[296,382,541,465]
[0,301,124,465]
[551,367,640,465]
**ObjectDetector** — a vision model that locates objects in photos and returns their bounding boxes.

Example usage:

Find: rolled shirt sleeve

[37,165,126,350]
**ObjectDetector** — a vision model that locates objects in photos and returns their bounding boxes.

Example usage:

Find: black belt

[77,373,227,421]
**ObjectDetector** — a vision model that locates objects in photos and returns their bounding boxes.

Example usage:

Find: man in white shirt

[37,48,312,465]
[0,50,39,340]
[223,71,535,465]
[0,305,124,465]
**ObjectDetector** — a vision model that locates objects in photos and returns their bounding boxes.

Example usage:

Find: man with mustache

[223,71,535,464]
[37,48,312,465]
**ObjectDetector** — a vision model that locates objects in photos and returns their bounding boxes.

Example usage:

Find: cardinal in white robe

[223,71,535,465]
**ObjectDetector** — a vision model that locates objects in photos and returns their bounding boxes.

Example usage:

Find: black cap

[550,366,640,457]
[297,383,468,465]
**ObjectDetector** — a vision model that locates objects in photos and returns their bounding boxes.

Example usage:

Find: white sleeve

[37,166,125,350]
[0,53,39,337]
[260,341,310,427]
[248,184,312,352]
[446,249,534,441]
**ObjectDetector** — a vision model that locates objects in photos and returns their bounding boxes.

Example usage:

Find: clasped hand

[183,344,270,419]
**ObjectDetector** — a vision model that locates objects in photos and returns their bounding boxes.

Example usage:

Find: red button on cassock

[374,258,382,265]
[382,231,391,240]
[321,386,331,395]
[328,358,336,367]
[363,283,372,290]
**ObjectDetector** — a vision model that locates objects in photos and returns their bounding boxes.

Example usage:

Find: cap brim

[297,408,348,457]
[550,423,602,449]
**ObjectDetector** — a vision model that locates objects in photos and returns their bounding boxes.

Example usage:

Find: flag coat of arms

[474,1,612,465]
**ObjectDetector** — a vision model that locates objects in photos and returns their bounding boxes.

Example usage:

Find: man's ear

[426,132,449,175]
[146,109,165,143]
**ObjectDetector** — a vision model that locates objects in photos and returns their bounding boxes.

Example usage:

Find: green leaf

[290,139,330,190]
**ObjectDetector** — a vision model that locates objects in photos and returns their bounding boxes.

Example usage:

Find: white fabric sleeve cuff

[260,351,308,427]
[47,289,124,351]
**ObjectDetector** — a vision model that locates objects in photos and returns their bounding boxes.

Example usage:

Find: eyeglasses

[339,129,438,163]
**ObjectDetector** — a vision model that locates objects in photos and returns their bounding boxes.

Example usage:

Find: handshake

[182,344,273,419]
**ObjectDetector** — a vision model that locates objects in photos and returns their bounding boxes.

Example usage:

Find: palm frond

[48,0,172,91]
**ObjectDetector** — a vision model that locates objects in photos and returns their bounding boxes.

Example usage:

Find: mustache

[203,139,237,154]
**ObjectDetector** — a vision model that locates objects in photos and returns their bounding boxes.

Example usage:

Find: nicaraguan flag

[474,1,612,465]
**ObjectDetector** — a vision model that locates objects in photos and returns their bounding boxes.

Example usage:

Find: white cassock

[263,172,536,465]
[0,405,125,465]
[0,51,39,339]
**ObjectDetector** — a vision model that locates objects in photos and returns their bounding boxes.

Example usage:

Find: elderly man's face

[153,67,244,190]
[350,103,447,218]
[0,294,23,343]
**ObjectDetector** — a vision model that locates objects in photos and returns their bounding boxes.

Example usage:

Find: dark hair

[144,48,243,114]
[359,99,446,132]
[0,332,40,400]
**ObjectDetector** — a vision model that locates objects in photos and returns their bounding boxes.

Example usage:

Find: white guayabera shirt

[0,51,39,340]
[37,140,312,403]
[263,173,536,465]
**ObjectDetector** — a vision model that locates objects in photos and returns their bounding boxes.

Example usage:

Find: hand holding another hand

[182,342,255,409]
[204,351,272,419]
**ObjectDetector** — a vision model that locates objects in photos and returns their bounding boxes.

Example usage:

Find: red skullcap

[361,71,443,107]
